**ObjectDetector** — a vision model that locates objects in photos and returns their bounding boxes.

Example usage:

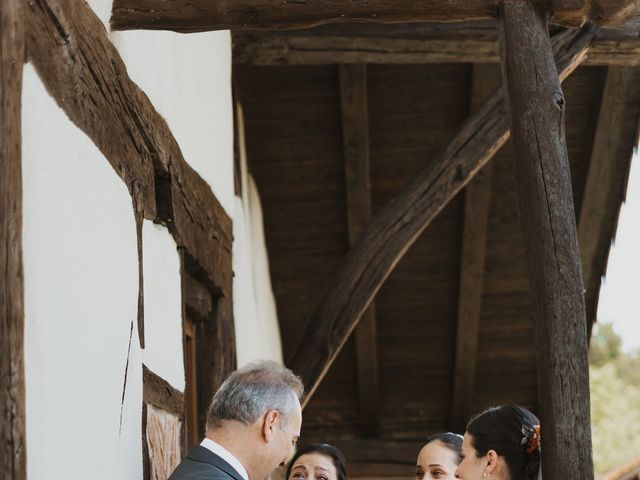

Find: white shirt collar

[200,438,250,480]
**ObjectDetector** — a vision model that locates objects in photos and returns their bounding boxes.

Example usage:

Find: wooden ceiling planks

[235,50,639,471]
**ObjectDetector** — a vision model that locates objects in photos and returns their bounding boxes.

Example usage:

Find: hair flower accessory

[520,424,541,453]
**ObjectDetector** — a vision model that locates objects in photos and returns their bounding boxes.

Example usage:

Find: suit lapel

[186,445,246,480]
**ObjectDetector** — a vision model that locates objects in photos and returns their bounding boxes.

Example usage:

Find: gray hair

[206,360,304,430]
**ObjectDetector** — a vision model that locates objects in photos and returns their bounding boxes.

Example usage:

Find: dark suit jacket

[169,445,246,480]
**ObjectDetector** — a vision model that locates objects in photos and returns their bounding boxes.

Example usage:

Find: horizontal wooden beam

[233,16,640,66]
[143,365,185,417]
[578,66,636,335]
[289,24,597,405]
[24,0,232,295]
[302,437,420,466]
[1,0,26,478]
[111,0,639,32]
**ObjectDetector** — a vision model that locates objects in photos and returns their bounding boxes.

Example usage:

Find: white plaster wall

[142,221,185,391]
[22,63,142,480]
[112,30,235,216]
[233,105,284,366]
[22,5,284,480]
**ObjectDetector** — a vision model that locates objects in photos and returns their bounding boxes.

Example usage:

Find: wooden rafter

[289,24,597,403]
[1,0,25,477]
[339,63,379,438]
[450,64,501,432]
[24,0,232,294]
[498,2,594,478]
[233,16,640,67]
[24,0,236,433]
[110,0,638,32]
[578,66,636,335]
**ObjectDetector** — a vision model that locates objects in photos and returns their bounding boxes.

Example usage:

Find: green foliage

[589,322,622,367]
[589,323,640,477]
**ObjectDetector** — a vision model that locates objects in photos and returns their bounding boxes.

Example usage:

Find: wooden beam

[24,0,233,296]
[450,64,501,432]
[289,25,597,405]
[0,0,26,477]
[498,2,594,478]
[180,251,237,439]
[339,63,379,438]
[578,66,635,335]
[111,0,638,32]
[143,365,185,417]
[25,0,237,440]
[303,437,419,466]
[233,16,640,67]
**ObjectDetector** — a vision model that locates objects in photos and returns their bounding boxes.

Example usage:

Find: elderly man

[169,361,304,480]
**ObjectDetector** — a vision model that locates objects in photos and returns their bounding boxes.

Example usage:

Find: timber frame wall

[1,1,236,478]
[3,0,640,479]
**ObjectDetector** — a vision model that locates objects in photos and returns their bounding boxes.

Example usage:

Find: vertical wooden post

[339,63,379,438]
[0,0,26,478]
[498,2,594,479]
[451,64,501,432]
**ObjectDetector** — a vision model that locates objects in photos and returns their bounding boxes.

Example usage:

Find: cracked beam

[498,2,594,478]
[288,23,597,404]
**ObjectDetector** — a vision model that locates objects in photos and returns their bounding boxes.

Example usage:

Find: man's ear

[485,450,499,476]
[261,409,280,442]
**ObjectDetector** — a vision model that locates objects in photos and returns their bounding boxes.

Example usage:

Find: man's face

[272,395,302,471]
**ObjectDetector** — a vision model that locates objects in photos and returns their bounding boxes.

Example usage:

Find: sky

[597,148,640,353]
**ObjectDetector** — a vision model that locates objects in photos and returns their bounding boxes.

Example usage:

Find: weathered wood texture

[195,293,236,435]
[1,0,25,478]
[145,404,182,480]
[578,66,636,334]
[24,0,232,295]
[180,251,237,440]
[234,16,640,66]
[450,64,500,432]
[143,365,185,417]
[298,437,432,477]
[287,25,596,403]
[25,0,237,441]
[499,2,594,479]
[111,0,639,32]
[339,63,379,438]
[238,62,630,442]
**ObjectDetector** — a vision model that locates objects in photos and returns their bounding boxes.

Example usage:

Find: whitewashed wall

[22,62,143,480]
[22,1,282,477]
[233,105,284,366]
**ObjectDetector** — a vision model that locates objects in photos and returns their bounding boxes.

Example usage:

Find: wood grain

[24,0,232,294]
[288,24,597,404]
[578,66,636,335]
[143,365,184,417]
[339,63,380,438]
[498,2,594,478]
[450,64,501,432]
[233,16,640,67]
[111,0,639,32]
[0,0,25,477]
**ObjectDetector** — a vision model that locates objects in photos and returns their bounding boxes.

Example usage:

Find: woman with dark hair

[416,432,463,479]
[455,405,541,480]
[286,443,347,480]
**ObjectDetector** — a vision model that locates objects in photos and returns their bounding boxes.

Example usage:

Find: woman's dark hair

[422,432,464,464]
[466,405,540,480]
[286,443,347,480]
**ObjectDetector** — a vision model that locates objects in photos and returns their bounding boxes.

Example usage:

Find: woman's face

[454,433,487,480]
[415,440,459,480]
[288,452,338,480]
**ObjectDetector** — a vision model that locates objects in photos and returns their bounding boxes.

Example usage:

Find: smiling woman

[286,444,347,480]
[416,433,463,480]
